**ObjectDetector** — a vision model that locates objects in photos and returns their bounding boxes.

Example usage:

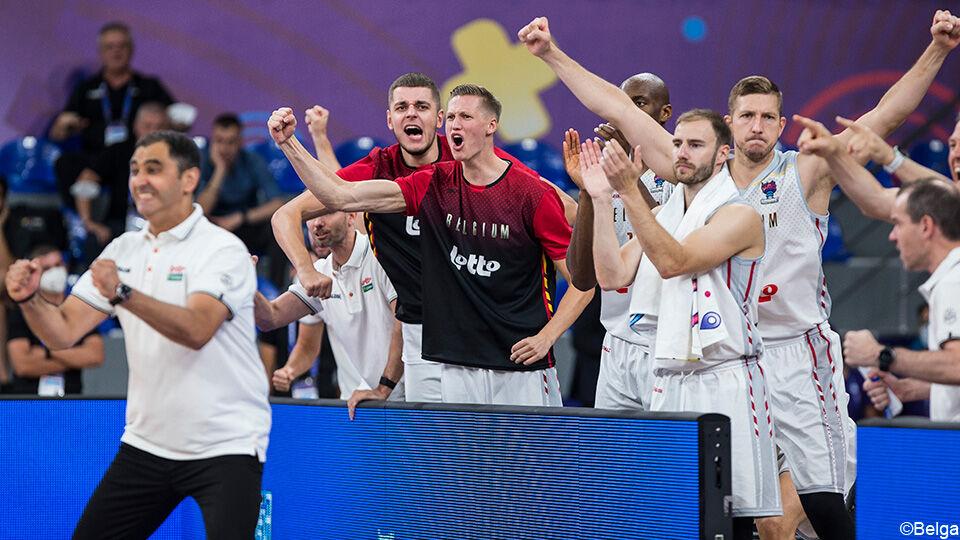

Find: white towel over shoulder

[627,168,741,361]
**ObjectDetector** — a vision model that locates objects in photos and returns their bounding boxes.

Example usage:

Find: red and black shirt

[396,159,571,371]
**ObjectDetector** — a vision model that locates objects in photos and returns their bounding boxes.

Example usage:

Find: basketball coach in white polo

[6,130,270,539]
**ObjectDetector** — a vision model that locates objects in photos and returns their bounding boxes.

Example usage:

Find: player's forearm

[49,338,104,369]
[9,347,73,377]
[540,285,594,343]
[857,41,951,138]
[253,291,283,331]
[825,152,897,222]
[271,198,323,276]
[590,194,632,290]
[566,194,598,291]
[379,319,404,391]
[278,135,353,209]
[540,50,675,180]
[620,186,686,279]
[895,158,953,185]
[18,296,85,350]
[286,326,324,379]
[311,131,341,171]
[891,347,960,385]
[120,291,220,350]
[245,198,284,224]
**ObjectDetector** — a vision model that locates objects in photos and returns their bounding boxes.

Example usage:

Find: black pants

[72,443,263,540]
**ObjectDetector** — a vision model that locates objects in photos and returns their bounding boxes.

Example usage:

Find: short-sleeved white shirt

[918,246,960,422]
[288,233,397,396]
[71,205,271,461]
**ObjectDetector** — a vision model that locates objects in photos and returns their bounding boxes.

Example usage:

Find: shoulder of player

[192,218,250,253]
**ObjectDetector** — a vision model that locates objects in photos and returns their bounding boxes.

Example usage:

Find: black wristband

[14,290,36,304]
[378,376,397,390]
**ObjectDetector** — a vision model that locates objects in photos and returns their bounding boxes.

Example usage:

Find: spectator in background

[195,113,285,281]
[51,22,173,208]
[71,102,168,248]
[5,245,103,395]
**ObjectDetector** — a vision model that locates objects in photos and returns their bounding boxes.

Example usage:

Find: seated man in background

[51,22,173,208]
[71,101,169,248]
[256,211,403,419]
[5,245,103,395]
[195,113,286,281]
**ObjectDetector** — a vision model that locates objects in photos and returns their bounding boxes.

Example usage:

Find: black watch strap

[878,346,895,372]
[379,376,397,390]
[109,283,132,306]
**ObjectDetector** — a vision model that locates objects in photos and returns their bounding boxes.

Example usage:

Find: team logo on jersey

[760,180,779,204]
[651,177,665,193]
[405,216,420,236]
[449,245,501,277]
[700,311,722,330]
[361,277,374,293]
[167,265,185,281]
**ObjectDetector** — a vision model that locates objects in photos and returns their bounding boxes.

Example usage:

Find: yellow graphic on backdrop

[442,19,557,142]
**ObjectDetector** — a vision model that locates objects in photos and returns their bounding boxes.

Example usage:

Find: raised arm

[850,11,960,140]
[268,108,405,213]
[579,138,644,291]
[518,17,676,181]
[271,191,334,298]
[304,105,342,171]
[795,115,898,222]
[799,10,960,188]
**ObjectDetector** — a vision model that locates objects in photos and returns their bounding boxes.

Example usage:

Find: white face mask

[39,266,68,294]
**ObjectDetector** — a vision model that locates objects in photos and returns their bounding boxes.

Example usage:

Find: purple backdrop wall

[2,1,958,150]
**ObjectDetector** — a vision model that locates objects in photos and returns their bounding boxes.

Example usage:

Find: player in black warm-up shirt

[268,84,593,405]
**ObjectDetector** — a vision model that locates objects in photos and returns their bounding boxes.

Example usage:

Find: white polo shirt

[289,233,399,397]
[919,246,960,422]
[72,204,271,461]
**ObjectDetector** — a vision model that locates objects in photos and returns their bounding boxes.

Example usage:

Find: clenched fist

[268,108,298,146]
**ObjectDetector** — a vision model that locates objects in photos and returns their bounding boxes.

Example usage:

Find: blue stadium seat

[821,218,850,263]
[0,136,61,194]
[909,139,951,178]
[334,136,387,167]
[500,138,575,193]
[246,139,304,194]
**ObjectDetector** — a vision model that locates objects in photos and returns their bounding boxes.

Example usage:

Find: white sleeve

[288,277,325,317]
[933,279,960,347]
[69,239,122,315]
[187,241,256,318]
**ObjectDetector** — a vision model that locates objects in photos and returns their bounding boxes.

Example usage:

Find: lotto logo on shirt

[361,277,374,293]
[449,245,501,277]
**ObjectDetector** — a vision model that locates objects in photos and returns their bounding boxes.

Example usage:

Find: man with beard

[520,12,960,539]
[254,211,404,418]
[270,73,577,403]
[581,110,775,538]
[563,72,674,411]
[267,84,592,406]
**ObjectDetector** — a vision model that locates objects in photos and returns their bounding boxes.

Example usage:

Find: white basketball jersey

[600,170,674,343]
[738,150,831,340]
